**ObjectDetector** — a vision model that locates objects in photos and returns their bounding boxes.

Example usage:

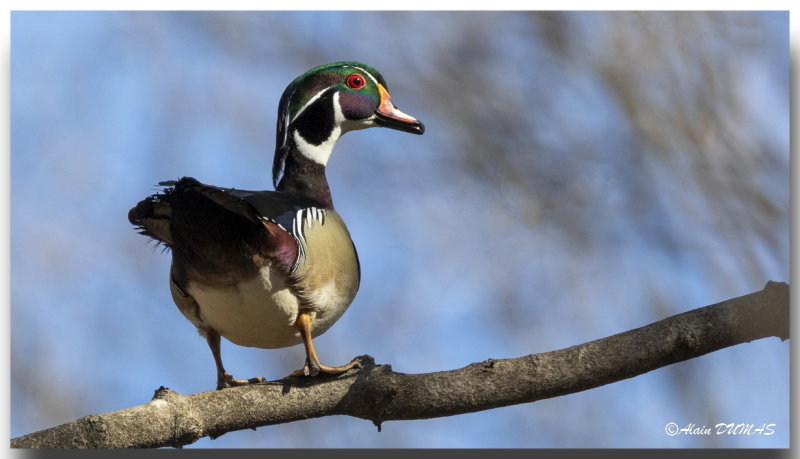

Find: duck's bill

[375,109,425,135]
[375,84,425,135]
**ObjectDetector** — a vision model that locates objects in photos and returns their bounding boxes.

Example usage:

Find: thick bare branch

[11,281,789,448]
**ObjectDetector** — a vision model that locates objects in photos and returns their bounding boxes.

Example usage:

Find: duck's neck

[276,142,334,209]
[275,92,345,209]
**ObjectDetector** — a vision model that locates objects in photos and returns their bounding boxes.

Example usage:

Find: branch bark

[11,281,790,448]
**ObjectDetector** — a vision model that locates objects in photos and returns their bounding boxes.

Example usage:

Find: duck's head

[273,61,424,187]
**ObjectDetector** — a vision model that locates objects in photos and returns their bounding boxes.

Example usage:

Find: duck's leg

[291,312,360,377]
[205,328,266,389]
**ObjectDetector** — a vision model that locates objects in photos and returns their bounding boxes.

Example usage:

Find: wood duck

[129,61,424,390]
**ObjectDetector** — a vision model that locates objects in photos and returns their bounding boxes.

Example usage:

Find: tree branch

[11,281,789,448]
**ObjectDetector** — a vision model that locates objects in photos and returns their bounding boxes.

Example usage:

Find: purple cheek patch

[338,91,375,120]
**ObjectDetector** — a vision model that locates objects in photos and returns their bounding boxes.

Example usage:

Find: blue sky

[10,11,789,448]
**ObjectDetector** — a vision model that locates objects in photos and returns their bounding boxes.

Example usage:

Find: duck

[128,61,424,390]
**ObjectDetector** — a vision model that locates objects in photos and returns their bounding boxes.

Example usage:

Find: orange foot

[217,372,266,390]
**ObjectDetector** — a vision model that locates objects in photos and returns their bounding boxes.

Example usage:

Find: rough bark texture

[11,281,789,449]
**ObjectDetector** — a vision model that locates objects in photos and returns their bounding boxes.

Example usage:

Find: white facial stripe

[289,87,330,126]
[342,65,380,86]
[279,86,297,149]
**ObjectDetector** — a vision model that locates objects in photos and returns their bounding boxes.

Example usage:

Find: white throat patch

[292,92,347,166]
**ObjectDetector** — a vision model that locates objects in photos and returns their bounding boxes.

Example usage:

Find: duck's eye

[346,74,366,89]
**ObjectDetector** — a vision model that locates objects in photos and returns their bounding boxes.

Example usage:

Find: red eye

[346,73,366,89]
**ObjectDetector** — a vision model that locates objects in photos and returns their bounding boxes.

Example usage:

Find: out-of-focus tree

[11,11,787,447]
